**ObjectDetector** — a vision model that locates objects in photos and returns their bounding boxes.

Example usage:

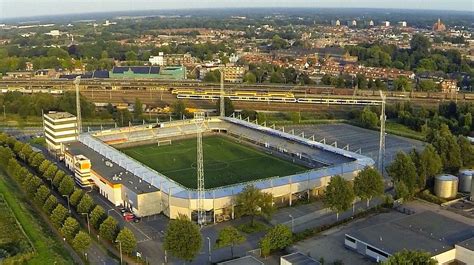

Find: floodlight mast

[219,66,225,117]
[378,90,386,174]
[194,112,206,226]
[74,76,82,134]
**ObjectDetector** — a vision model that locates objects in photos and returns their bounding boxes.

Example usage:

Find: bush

[237,221,269,234]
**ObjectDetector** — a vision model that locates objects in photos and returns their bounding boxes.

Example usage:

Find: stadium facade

[60,116,374,222]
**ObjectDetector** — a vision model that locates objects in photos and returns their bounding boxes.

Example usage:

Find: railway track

[1,79,473,108]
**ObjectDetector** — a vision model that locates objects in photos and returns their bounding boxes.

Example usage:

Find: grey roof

[65,141,158,194]
[456,237,474,251]
[347,211,474,256]
[281,252,321,265]
[217,256,263,265]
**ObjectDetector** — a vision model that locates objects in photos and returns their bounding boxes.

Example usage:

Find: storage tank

[434,174,458,199]
[458,169,474,193]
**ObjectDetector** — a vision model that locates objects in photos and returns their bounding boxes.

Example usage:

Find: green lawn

[0,175,73,264]
[0,194,33,259]
[120,136,307,189]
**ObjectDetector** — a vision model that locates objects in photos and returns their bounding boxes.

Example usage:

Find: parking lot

[291,210,407,265]
[287,123,425,167]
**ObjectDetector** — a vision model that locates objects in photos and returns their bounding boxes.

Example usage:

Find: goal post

[157,139,172,146]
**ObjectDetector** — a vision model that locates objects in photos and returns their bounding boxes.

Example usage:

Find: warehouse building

[344,211,474,264]
[43,111,78,158]
[109,66,186,79]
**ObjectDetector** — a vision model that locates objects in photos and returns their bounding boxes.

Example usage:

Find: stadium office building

[57,115,374,220]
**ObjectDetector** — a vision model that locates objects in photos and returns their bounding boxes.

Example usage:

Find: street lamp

[289,214,294,233]
[62,195,71,213]
[206,236,211,262]
[116,240,123,265]
[81,213,90,234]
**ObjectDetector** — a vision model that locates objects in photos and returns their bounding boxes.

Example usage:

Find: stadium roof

[65,141,158,194]
[346,211,474,256]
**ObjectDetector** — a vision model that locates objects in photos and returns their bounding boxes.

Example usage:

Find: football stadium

[63,116,374,223]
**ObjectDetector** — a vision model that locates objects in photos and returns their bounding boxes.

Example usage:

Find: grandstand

[65,116,374,222]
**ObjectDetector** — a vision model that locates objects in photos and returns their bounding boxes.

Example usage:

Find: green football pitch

[119,136,307,189]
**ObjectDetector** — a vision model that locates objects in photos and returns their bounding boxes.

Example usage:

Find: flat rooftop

[457,237,474,251]
[281,252,321,265]
[347,211,474,256]
[45,111,76,120]
[217,256,263,265]
[65,141,158,194]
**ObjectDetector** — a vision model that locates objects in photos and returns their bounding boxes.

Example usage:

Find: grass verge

[0,175,73,265]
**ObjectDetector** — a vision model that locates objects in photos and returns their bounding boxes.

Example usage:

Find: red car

[123,213,135,222]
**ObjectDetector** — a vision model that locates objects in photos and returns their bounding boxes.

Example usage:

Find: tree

[323,176,355,220]
[58,176,75,196]
[50,204,69,228]
[410,34,431,54]
[60,217,80,241]
[259,224,292,257]
[77,194,94,214]
[394,180,410,200]
[383,250,436,265]
[52,170,66,188]
[387,151,418,197]
[235,185,275,226]
[38,160,52,175]
[164,214,202,262]
[215,226,246,258]
[72,231,92,254]
[393,76,411,91]
[203,70,220,82]
[99,216,118,242]
[359,107,378,129]
[243,72,257,83]
[43,164,58,181]
[216,98,235,117]
[134,98,143,120]
[70,189,84,207]
[171,100,188,119]
[29,152,45,168]
[431,125,462,173]
[116,228,137,254]
[43,195,58,213]
[353,167,384,207]
[418,145,443,188]
[90,205,106,229]
[458,136,474,168]
[25,175,42,197]
[34,185,51,205]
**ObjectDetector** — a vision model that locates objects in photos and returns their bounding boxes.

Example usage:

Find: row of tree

[0,133,137,258]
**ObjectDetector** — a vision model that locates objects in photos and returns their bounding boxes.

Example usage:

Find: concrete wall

[433,249,456,264]
[455,245,474,265]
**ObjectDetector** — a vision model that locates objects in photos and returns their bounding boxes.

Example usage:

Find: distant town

[0,6,473,265]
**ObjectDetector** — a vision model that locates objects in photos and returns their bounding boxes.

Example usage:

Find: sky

[0,0,473,19]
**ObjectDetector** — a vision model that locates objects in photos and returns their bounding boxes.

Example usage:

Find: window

[345,235,356,243]
[367,245,388,258]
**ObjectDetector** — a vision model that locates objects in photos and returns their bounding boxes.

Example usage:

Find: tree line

[0,133,138,261]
